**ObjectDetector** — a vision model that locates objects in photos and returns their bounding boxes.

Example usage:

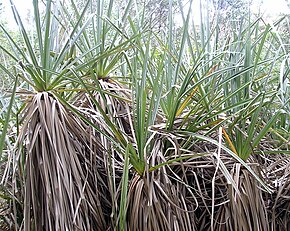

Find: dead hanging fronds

[228,163,269,231]
[166,149,232,231]
[154,129,274,231]
[15,92,111,231]
[74,79,134,143]
[166,137,290,231]
[72,78,135,228]
[258,153,290,231]
[7,79,289,231]
[126,174,197,231]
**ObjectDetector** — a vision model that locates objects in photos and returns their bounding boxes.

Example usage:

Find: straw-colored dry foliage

[3,80,289,231]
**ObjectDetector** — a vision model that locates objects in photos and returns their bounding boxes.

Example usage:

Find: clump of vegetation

[0,0,289,230]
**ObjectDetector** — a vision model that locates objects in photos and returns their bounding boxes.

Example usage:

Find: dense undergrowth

[0,0,289,230]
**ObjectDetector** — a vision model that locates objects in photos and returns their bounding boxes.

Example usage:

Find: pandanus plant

[0,0,135,230]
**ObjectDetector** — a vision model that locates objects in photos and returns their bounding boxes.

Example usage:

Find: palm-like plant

[0,0,133,230]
